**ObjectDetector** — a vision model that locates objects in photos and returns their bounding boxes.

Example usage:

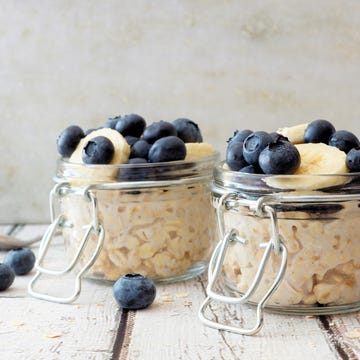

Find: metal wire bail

[28,183,105,303]
[198,192,288,335]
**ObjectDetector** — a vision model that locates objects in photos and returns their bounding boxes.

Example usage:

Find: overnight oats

[58,157,218,282]
[206,120,360,315]
[41,114,219,284]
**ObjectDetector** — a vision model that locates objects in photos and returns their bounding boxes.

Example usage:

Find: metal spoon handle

[0,234,42,250]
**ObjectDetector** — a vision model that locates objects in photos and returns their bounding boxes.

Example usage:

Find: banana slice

[70,128,130,165]
[69,128,130,184]
[264,143,349,190]
[277,123,308,144]
[185,143,214,160]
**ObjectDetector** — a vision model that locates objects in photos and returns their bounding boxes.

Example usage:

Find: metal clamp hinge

[28,183,105,304]
[198,192,288,335]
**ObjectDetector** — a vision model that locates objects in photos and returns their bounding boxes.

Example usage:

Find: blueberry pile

[57,114,203,165]
[113,273,156,310]
[304,120,360,172]
[226,131,300,174]
[0,247,36,291]
[226,119,360,174]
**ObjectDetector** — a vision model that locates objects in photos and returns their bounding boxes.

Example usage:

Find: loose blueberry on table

[4,248,36,276]
[113,273,156,310]
[0,263,15,291]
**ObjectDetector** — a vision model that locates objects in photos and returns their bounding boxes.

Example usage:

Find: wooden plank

[124,277,337,360]
[1,224,359,360]
[0,224,19,236]
[0,224,120,360]
[317,314,360,359]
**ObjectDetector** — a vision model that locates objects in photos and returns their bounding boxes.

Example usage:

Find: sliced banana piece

[69,128,130,184]
[70,128,130,164]
[222,162,231,171]
[294,143,347,175]
[185,142,214,160]
[277,123,308,144]
[264,143,349,190]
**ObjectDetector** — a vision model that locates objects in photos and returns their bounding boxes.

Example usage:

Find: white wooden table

[0,224,359,360]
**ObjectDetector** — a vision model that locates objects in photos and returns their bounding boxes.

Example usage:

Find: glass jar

[29,153,219,303]
[199,161,360,335]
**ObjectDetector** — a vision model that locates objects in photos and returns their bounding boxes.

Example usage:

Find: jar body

[56,155,219,282]
[212,162,360,314]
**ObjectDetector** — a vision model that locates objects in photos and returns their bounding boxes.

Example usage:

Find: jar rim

[55,151,220,184]
[214,161,360,193]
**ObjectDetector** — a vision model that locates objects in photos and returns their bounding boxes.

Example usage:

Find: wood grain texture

[0,225,119,360]
[0,225,360,360]
[125,278,340,360]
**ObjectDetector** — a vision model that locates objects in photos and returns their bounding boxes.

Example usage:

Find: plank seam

[318,315,358,360]
[111,309,136,360]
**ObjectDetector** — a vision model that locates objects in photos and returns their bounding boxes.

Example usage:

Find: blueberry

[0,263,15,291]
[56,125,85,157]
[127,157,148,164]
[243,131,273,165]
[82,136,114,164]
[304,119,335,143]
[148,136,186,162]
[226,141,248,171]
[172,118,203,143]
[118,158,148,181]
[115,114,146,137]
[227,129,252,144]
[125,136,139,146]
[130,139,151,159]
[4,248,36,276]
[120,158,148,180]
[346,147,360,172]
[142,121,177,144]
[113,273,156,310]
[269,132,289,142]
[239,164,262,174]
[259,139,300,174]
[104,116,121,129]
[328,130,360,153]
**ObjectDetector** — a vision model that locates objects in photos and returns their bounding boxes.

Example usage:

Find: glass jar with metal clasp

[199,161,360,335]
[28,153,219,303]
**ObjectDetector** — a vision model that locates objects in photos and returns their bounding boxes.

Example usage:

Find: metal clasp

[199,193,288,335]
[28,182,105,303]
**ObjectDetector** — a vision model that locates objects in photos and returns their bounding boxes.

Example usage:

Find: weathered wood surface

[0,224,359,360]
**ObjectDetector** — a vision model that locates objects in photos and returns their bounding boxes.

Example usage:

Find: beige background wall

[1,0,360,223]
